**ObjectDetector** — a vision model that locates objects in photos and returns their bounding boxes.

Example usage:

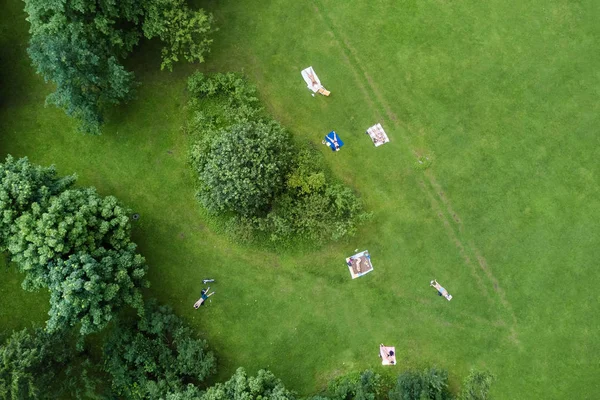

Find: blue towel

[325,131,344,151]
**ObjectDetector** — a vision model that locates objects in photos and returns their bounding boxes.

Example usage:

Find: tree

[1,157,148,336]
[388,368,452,400]
[0,155,75,250]
[25,0,143,134]
[0,328,72,399]
[192,120,292,216]
[7,187,133,290]
[103,301,216,398]
[143,0,213,71]
[46,246,148,335]
[201,368,295,400]
[459,370,495,400]
[24,0,213,133]
[326,370,387,400]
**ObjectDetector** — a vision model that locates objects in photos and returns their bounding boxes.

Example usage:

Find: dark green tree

[1,157,148,336]
[326,370,387,400]
[458,370,495,400]
[24,0,213,134]
[191,120,292,216]
[103,301,216,399]
[388,368,452,400]
[143,0,213,71]
[201,368,295,400]
[0,328,72,399]
[0,155,75,250]
[46,246,148,335]
[7,187,133,290]
[165,385,203,400]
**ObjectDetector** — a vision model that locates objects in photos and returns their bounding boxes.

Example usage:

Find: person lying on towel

[324,134,341,151]
[307,70,330,96]
[379,344,396,365]
[194,287,215,309]
[346,257,363,273]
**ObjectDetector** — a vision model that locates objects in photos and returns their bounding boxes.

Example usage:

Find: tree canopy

[103,301,216,398]
[388,368,452,400]
[325,370,387,400]
[1,156,148,335]
[201,367,295,400]
[0,155,75,251]
[8,187,134,288]
[0,328,72,399]
[45,246,147,335]
[24,0,213,133]
[193,120,292,217]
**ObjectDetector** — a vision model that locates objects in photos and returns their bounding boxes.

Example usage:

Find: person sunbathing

[355,257,363,272]
[328,137,340,151]
[379,344,396,365]
[194,287,215,309]
[430,279,452,300]
[307,71,319,87]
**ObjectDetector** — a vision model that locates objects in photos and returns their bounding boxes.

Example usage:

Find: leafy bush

[327,370,388,400]
[191,120,292,216]
[459,370,495,400]
[0,155,75,251]
[388,368,452,400]
[103,301,216,399]
[186,73,370,244]
[187,72,259,107]
[201,367,295,400]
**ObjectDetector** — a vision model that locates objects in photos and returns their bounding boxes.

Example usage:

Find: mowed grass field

[1,0,599,398]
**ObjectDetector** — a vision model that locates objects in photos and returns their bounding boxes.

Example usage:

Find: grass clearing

[1,0,599,398]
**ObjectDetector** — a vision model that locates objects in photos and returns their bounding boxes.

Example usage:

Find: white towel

[301,66,323,93]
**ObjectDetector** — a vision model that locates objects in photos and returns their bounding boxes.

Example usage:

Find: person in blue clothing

[194,287,215,309]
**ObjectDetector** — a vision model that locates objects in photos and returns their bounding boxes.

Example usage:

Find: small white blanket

[366,123,390,147]
[367,124,390,147]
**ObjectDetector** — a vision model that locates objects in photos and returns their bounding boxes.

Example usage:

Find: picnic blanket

[324,131,344,151]
[366,123,390,147]
[345,250,373,279]
[431,279,453,301]
[301,66,330,96]
[380,345,397,365]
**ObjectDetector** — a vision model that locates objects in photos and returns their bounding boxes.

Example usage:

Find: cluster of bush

[186,72,371,245]
[315,368,494,400]
[200,367,494,400]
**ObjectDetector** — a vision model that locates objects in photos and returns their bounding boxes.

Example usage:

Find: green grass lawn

[1,0,599,398]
